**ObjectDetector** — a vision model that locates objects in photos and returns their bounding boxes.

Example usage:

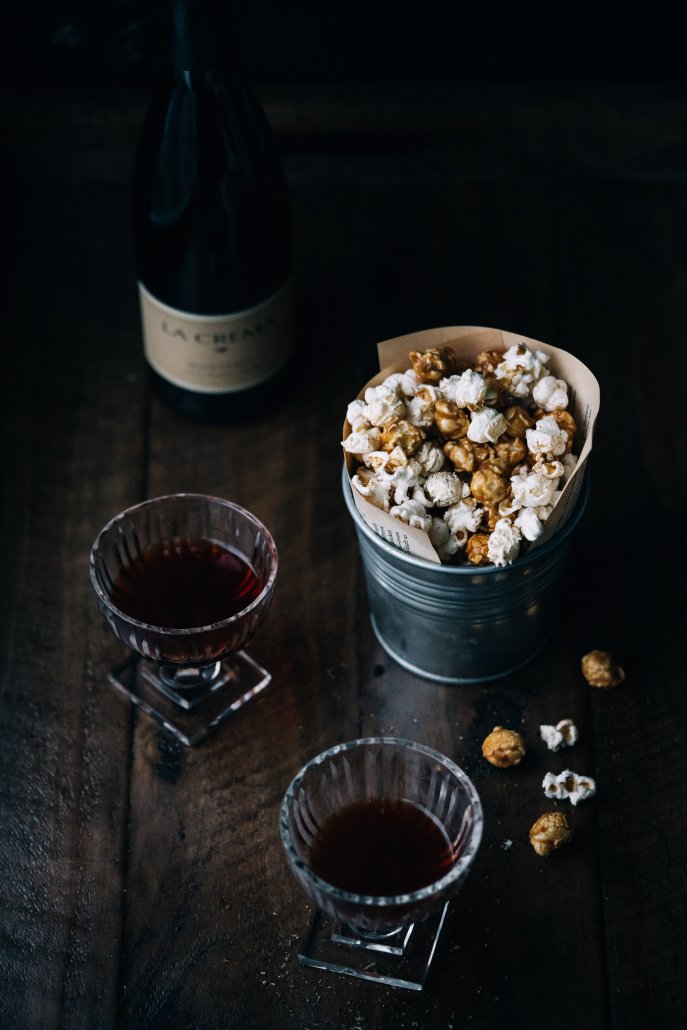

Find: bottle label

[138,280,292,394]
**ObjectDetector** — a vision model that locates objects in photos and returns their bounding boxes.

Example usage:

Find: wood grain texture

[1,85,685,1030]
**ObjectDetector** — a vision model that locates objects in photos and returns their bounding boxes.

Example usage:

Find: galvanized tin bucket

[342,464,589,683]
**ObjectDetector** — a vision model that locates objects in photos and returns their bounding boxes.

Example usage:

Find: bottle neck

[168,0,233,71]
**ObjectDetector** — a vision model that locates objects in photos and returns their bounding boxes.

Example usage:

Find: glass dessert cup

[89,493,277,746]
[280,737,483,990]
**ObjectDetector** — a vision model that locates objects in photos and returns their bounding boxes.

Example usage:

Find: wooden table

[2,84,685,1030]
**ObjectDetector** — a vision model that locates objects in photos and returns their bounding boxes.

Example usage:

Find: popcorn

[542,770,596,806]
[467,407,508,444]
[364,394,406,427]
[434,399,470,440]
[414,440,446,475]
[424,470,466,508]
[510,467,560,509]
[439,369,488,410]
[581,649,625,688]
[487,518,522,567]
[389,498,433,531]
[409,346,457,383]
[470,463,509,505]
[351,468,391,511]
[495,342,549,398]
[342,426,382,456]
[533,375,569,412]
[382,462,425,505]
[540,718,579,752]
[428,517,465,561]
[514,506,546,542]
[346,399,370,432]
[444,497,484,534]
[344,341,582,567]
[379,419,425,456]
[381,368,420,398]
[526,415,569,459]
[406,384,439,427]
[482,726,526,767]
[529,812,573,857]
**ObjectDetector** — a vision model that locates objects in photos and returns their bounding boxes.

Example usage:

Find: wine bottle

[132,0,292,422]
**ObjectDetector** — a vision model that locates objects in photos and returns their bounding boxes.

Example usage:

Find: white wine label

[138,280,292,394]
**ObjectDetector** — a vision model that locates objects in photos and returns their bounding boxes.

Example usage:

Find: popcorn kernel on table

[581,649,625,688]
[529,811,573,857]
[482,726,526,767]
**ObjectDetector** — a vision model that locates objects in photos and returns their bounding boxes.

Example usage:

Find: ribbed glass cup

[89,493,277,667]
[280,738,483,937]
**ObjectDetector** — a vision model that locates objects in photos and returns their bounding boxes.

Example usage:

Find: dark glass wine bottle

[132,0,292,422]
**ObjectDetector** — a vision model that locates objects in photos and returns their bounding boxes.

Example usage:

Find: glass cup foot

[298,903,448,991]
[108,651,271,746]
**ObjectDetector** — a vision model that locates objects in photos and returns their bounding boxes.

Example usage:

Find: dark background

[2,0,677,90]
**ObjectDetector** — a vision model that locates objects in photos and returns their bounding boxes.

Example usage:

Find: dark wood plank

[0,174,143,1024]
[557,180,687,1029]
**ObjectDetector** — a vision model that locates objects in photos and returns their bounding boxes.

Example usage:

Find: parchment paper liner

[343,326,600,565]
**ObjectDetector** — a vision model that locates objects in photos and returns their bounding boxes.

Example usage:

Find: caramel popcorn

[529,812,573,857]
[482,726,526,767]
[581,649,625,688]
[379,418,426,456]
[343,340,579,567]
[434,399,470,440]
[409,346,458,383]
[465,532,491,566]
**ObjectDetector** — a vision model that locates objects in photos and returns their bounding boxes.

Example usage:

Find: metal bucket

[342,464,589,683]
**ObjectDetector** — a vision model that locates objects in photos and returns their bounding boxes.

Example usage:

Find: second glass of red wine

[90,493,277,745]
[280,738,483,990]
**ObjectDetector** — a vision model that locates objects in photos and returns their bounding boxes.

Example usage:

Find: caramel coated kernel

[529,811,573,857]
[465,532,491,566]
[470,464,509,505]
[434,399,470,440]
[581,649,625,688]
[482,726,526,767]
[502,405,536,440]
[378,418,426,456]
[409,347,457,383]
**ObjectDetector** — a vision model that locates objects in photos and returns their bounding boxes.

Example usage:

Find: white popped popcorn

[389,498,433,531]
[510,467,560,509]
[487,518,522,567]
[526,415,569,459]
[542,770,596,806]
[342,426,382,456]
[424,470,466,508]
[381,368,420,398]
[540,719,579,752]
[444,497,484,534]
[494,342,549,398]
[439,369,488,411]
[346,399,370,432]
[364,395,406,427]
[384,462,425,505]
[351,468,391,511]
[428,517,465,561]
[513,506,546,542]
[467,407,508,444]
[533,375,569,412]
[406,384,439,427]
[414,440,446,475]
